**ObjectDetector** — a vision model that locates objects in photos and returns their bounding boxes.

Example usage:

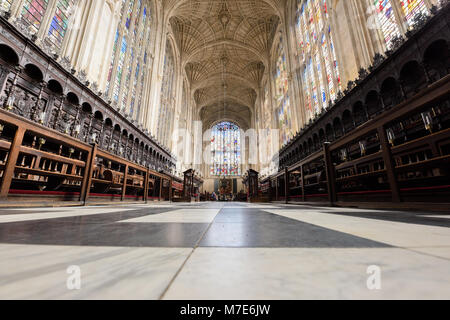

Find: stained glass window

[308,57,319,114]
[373,0,401,49]
[314,0,323,32]
[316,52,326,110]
[20,0,49,33]
[295,0,342,122]
[302,3,310,52]
[303,65,312,116]
[328,27,341,88]
[399,0,428,27]
[105,0,152,123]
[321,32,335,102]
[113,36,127,102]
[1,0,12,12]
[261,83,274,160]
[105,30,120,95]
[308,0,317,43]
[210,122,241,177]
[295,14,305,62]
[274,37,292,145]
[122,47,133,108]
[47,0,75,48]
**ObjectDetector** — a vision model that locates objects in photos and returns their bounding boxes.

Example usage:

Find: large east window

[210,122,242,177]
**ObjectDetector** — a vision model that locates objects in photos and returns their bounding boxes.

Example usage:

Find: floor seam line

[398,246,450,262]
[158,205,224,300]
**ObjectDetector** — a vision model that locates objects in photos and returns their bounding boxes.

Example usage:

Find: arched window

[261,83,275,160]
[19,0,76,49]
[295,0,341,121]
[400,0,428,27]
[211,122,242,177]
[274,36,292,146]
[47,0,76,48]
[157,40,176,146]
[372,0,432,49]
[105,0,153,122]
[373,0,401,49]
[20,0,50,34]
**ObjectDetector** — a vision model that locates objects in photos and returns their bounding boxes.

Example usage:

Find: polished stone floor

[0,202,449,299]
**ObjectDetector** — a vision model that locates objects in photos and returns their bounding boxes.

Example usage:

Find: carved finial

[218,1,231,29]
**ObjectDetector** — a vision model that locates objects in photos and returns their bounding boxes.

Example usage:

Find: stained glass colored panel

[21,0,49,33]
[399,0,428,27]
[316,53,326,110]
[113,36,127,102]
[308,57,319,114]
[314,0,323,31]
[210,122,241,177]
[274,38,292,145]
[48,0,74,48]
[125,0,135,29]
[1,0,12,12]
[106,30,120,96]
[295,14,305,61]
[374,0,401,49]
[302,2,310,52]
[321,32,335,103]
[303,66,312,115]
[329,27,341,88]
[296,0,342,119]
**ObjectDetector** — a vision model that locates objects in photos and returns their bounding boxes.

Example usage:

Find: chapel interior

[0,0,449,300]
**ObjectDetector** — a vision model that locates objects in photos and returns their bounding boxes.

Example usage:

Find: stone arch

[47,79,63,95]
[380,77,402,108]
[24,64,44,82]
[342,109,354,133]
[333,117,343,138]
[353,101,367,126]
[423,39,450,81]
[399,60,427,99]
[0,44,19,65]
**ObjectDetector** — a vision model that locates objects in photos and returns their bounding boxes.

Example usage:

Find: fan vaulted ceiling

[165,0,282,129]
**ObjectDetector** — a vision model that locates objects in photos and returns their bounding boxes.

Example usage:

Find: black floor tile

[199,209,391,248]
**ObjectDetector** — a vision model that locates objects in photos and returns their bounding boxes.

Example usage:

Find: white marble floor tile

[264,209,450,259]
[163,247,450,300]
[421,215,450,219]
[0,207,139,223]
[0,244,191,300]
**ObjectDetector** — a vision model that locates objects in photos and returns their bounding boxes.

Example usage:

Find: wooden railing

[266,74,450,206]
[0,109,174,204]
